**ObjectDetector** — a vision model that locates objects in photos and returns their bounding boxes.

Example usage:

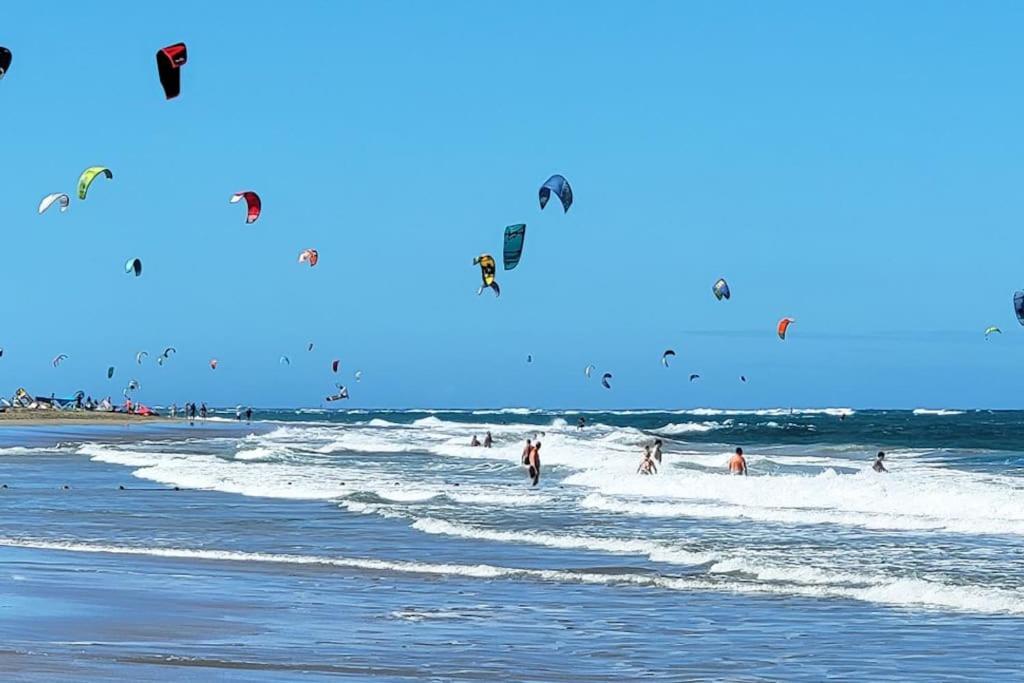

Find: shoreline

[0,410,168,426]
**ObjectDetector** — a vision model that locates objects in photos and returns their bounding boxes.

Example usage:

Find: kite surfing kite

[78,167,112,200]
[713,278,731,301]
[230,191,261,224]
[527,354,533,364]
[125,258,143,277]
[162,347,176,359]
[332,359,340,373]
[209,359,218,370]
[0,47,11,79]
[777,317,794,340]
[740,376,748,383]
[280,355,291,366]
[1015,291,1024,326]
[473,254,500,297]
[503,224,526,270]
[107,366,115,379]
[601,373,613,389]
[539,174,573,213]
[136,351,148,364]
[661,349,676,367]
[299,249,319,267]
[38,193,70,215]
[689,374,701,382]
[52,354,67,367]
[326,385,349,401]
[307,343,314,352]
[985,326,1002,339]
[127,379,140,392]
[156,43,187,99]
[354,370,362,382]
[584,364,595,379]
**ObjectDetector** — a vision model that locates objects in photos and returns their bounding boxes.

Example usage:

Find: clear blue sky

[2,1,1024,409]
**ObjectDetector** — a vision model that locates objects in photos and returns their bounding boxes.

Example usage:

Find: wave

[913,409,966,416]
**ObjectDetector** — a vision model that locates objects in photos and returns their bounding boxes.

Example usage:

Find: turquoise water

[1,409,1022,680]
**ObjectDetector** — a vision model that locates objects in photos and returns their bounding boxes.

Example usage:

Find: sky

[2,1,1024,409]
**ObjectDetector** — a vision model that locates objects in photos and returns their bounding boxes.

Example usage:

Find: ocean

[1,408,1022,681]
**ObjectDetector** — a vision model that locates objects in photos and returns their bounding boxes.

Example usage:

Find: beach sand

[0,410,166,426]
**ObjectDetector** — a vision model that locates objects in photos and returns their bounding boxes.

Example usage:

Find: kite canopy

[527,354,533,364]
[584,364,595,379]
[209,359,218,370]
[354,370,362,382]
[125,258,143,277]
[601,372,613,389]
[0,47,11,78]
[299,249,319,267]
[473,254,500,297]
[740,375,748,383]
[1015,291,1024,326]
[689,374,700,382]
[985,326,1002,338]
[661,349,676,367]
[136,351,148,364]
[38,193,70,215]
[156,42,187,99]
[777,317,794,340]
[280,355,291,366]
[503,224,526,270]
[307,343,314,352]
[107,366,115,379]
[539,174,573,213]
[713,278,731,301]
[162,347,176,358]
[78,167,113,200]
[52,354,67,367]
[230,191,262,223]
[332,359,340,373]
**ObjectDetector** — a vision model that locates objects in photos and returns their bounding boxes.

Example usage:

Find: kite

[280,355,291,366]
[740,376,747,383]
[713,278,731,301]
[136,351,148,364]
[539,174,573,213]
[107,366,115,379]
[78,167,113,200]
[230,191,261,224]
[332,359,340,373]
[601,373,613,389]
[299,249,319,267]
[473,254,500,297]
[503,224,526,270]
[1015,291,1024,326]
[156,42,187,99]
[584,364,595,379]
[0,47,11,79]
[777,317,794,340]
[985,326,1002,338]
[209,359,218,370]
[527,354,533,364]
[162,347,176,358]
[661,349,676,367]
[354,370,362,382]
[125,258,142,277]
[38,193,70,215]
[127,379,140,392]
[307,342,314,352]
[689,374,700,382]
[52,354,67,367]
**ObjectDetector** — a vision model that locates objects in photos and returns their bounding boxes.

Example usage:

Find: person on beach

[200,403,208,421]
[527,441,542,486]
[483,431,493,448]
[521,438,532,465]
[187,402,196,425]
[245,407,252,423]
[652,439,663,464]
[577,417,586,431]
[235,407,242,421]
[638,450,658,475]
[470,435,481,447]
[728,447,748,475]
[170,403,177,418]
[873,451,888,473]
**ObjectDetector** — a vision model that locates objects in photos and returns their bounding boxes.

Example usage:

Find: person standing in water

[651,439,663,464]
[200,403,208,421]
[728,447,748,475]
[527,441,542,486]
[470,435,481,447]
[637,450,658,475]
[245,407,253,424]
[873,451,888,473]
[483,431,493,448]
[577,417,586,431]
[521,438,532,465]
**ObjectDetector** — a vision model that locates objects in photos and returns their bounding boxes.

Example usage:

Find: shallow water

[0,409,1022,680]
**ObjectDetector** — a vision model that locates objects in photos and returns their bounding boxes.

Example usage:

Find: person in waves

[527,441,542,486]
[873,451,888,473]
[483,431,493,448]
[521,438,532,465]
[728,447,748,475]
[651,439,663,464]
[637,449,658,475]
[470,435,481,447]
[577,416,586,431]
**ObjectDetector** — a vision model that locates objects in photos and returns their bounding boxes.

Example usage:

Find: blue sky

[2,1,1024,409]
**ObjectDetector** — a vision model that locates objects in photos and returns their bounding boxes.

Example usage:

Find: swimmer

[728,447,748,475]
[521,438,532,465]
[527,441,542,486]
[651,439,663,464]
[637,450,658,475]
[483,431,493,448]
[873,451,888,473]
[470,435,481,447]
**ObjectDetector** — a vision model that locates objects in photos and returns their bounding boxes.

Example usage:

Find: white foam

[913,409,966,416]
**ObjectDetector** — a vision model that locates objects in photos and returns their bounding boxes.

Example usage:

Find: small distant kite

[162,347,176,359]
[689,374,701,382]
[38,193,70,215]
[539,174,573,213]
[52,354,68,367]
[136,351,148,365]
[209,359,218,370]
[527,354,533,364]
[503,224,526,270]
[1015,291,1024,326]
[307,342,314,352]
[601,372,613,389]
[0,47,12,79]
[713,278,731,301]
[280,355,291,366]
[125,258,143,277]
[661,349,676,367]
[473,254,500,297]
[299,249,319,267]
[985,326,1002,339]
[354,370,362,382]
[230,191,261,224]
[78,167,112,200]
[107,366,115,379]
[584,364,595,379]
[332,359,340,373]
[156,42,187,99]
[740,375,748,383]
[777,317,794,340]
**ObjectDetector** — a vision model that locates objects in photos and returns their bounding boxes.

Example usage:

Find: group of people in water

[168,402,208,425]
[469,432,493,448]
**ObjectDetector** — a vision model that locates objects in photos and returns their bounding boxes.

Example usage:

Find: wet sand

[0,410,166,426]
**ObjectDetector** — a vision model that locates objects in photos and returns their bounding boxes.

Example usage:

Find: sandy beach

[0,410,167,426]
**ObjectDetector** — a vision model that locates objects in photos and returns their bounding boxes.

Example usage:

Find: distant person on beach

[245,407,252,423]
[483,431,493,448]
[521,438,532,465]
[235,407,242,421]
[652,439,663,464]
[200,403,208,421]
[728,447,748,475]
[187,402,196,425]
[470,435,481,447]
[527,441,542,486]
[577,417,586,431]
[170,403,177,418]
[638,450,658,475]
[873,451,888,473]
